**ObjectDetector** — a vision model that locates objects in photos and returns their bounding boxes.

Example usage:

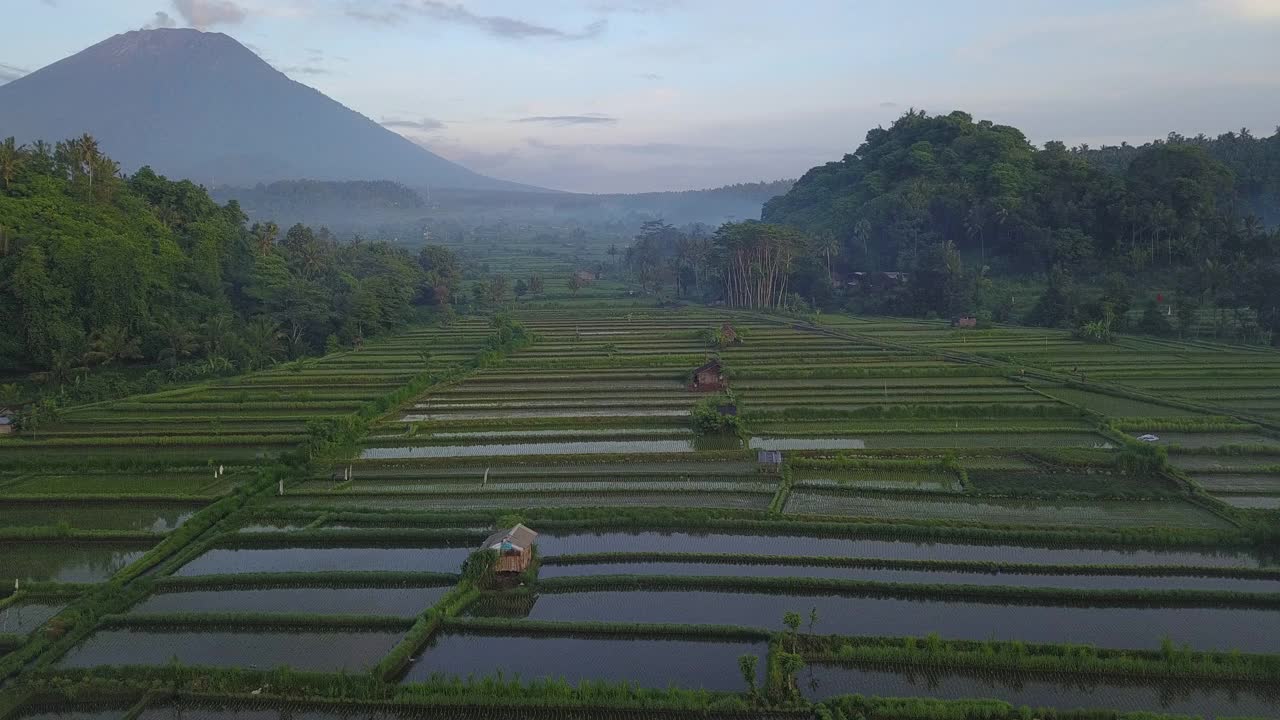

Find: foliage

[804,631,1280,683]
[534,574,1280,609]
[0,138,431,377]
[461,549,499,588]
[757,111,1280,341]
[690,392,744,436]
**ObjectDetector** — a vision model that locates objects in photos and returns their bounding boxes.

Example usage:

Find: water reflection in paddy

[489,589,1280,652]
[535,531,1278,569]
[538,560,1280,592]
[361,438,739,459]
[404,632,766,691]
[131,586,450,616]
[800,663,1280,718]
[174,546,470,576]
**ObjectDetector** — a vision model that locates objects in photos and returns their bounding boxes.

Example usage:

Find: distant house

[482,524,538,574]
[847,271,909,290]
[690,358,726,392]
[574,270,598,283]
[0,416,12,436]
[951,315,978,329]
[757,450,783,471]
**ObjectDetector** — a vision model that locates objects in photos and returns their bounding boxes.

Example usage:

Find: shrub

[690,392,744,437]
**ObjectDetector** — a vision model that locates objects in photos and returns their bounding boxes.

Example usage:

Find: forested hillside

[0,136,451,382]
[759,110,1280,341]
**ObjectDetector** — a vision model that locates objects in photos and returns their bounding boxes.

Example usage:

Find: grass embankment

[801,632,1280,683]
[540,552,1280,580]
[153,571,459,591]
[101,613,412,631]
[533,573,1280,609]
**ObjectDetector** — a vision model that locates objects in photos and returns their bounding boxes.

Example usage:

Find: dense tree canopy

[763,110,1277,277]
[753,110,1280,342]
[0,136,440,377]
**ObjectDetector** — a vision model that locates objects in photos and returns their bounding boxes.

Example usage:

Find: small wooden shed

[951,315,978,329]
[482,524,538,574]
[690,359,726,392]
[0,416,12,436]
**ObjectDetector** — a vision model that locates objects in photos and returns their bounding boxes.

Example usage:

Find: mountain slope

[0,29,535,191]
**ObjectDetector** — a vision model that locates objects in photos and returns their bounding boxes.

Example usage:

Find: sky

[3,0,1280,193]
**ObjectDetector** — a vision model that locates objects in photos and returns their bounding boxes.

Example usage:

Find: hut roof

[694,358,722,374]
[482,523,538,552]
[757,449,783,465]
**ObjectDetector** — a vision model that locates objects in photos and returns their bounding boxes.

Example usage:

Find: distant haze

[2,1,1279,193]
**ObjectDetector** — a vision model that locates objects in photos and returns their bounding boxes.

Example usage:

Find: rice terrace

[5,8,1280,720]
[3,296,1280,720]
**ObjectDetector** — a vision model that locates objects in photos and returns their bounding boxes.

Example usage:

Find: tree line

[622,111,1280,343]
[0,135,468,390]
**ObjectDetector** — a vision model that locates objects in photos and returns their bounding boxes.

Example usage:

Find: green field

[3,304,1279,720]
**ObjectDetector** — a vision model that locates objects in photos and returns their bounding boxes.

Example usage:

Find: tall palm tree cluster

[713,221,805,309]
[0,134,120,201]
[624,219,809,310]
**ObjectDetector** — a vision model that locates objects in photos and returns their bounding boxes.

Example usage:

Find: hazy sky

[4,0,1280,193]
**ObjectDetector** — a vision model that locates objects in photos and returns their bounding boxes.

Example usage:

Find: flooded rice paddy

[173,546,470,576]
[0,601,67,635]
[799,663,1280,718]
[534,531,1279,568]
[58,628,402,671]
[782,492,1232,529]
[131,586,451,616]
[403,631,766,691]
[361,438,738,459]
[0,542,150,584]
[491,589,1280,652]
[536,560,1280,592]
[0,503,198,532]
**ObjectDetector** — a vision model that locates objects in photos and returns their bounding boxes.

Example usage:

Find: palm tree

[77,133,100,191]
[202,315,235,360]
[90,155,120,201]
[242,317,283,368]
[156,317,198,369]
[0,137,26,191]
[965,202,986,266]
[253,222,280,255]
[34,350,82,386]
[853,219,872,265]
[815,232,840,282]
[83,326,142,366]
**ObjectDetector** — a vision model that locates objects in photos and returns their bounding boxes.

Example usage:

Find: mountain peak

[0,30,535,191]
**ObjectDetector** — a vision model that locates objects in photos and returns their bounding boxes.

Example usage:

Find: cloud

[0,62,28,83]
[381,117,446,131]
[389,1,607,40]
[1216,0,1280,19]
[345,4,403,25]
[879,101,898,108]
[515,114,618,126]
[525,138,692,155]
[279,64,331,75]
[639,72,662,81]
[592,0,682,13]
[171,0,246,29]
[143,10,177,28]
